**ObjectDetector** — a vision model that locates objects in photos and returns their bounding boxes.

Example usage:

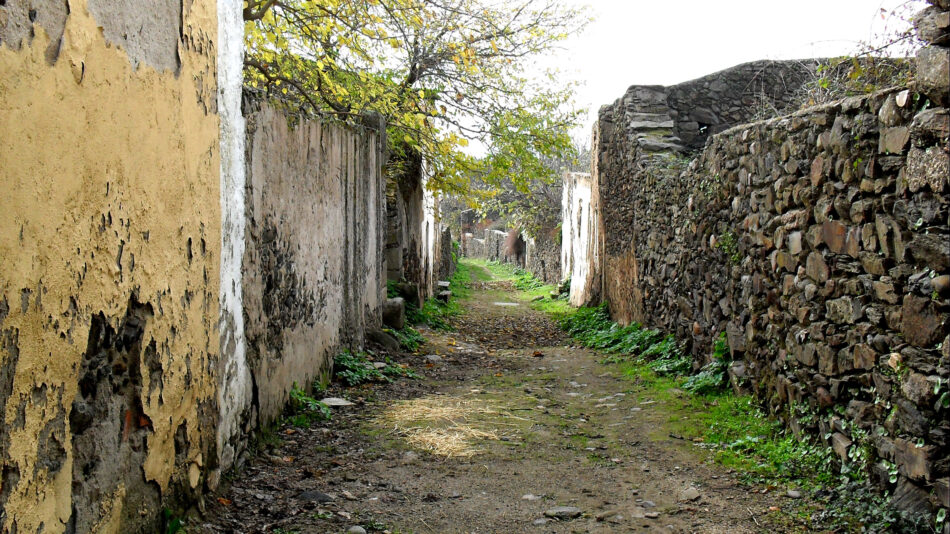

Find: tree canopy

[243,0,587,195]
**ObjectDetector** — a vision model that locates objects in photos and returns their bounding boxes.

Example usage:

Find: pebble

[544,506,583,519]
[644,512,660,519]
[680,486,701,501]
[522,494,542,501]
[425,354,443,363]
[786,489,802,499]
[532,518,550,526]
[297,490,334,502]
[347,527,367,534]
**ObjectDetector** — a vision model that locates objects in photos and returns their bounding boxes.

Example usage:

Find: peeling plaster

[0,0,221,531]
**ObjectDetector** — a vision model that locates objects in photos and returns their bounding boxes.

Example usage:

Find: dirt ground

[195,264,803,534]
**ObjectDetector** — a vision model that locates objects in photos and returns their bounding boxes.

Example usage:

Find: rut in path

[196,263,798,534]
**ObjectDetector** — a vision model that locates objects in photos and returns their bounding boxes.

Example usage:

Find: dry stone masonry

[578,1,949,518]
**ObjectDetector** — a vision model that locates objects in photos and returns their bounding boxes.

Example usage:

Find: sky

[547,0,922,138]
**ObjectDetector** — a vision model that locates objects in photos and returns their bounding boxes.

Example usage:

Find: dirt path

[196,263,797,533]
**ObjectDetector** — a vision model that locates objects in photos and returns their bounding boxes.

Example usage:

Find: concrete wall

[237,103,386,462]
[0,1,223,531]
[589,20,949,514]
[561,172,599,307]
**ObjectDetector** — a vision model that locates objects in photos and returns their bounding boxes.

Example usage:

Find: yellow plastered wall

[0,1,220,532]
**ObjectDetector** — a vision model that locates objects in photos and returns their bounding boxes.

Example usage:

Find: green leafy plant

[386,279,400,299]
[715,231,741,264]
[683,332,731,395]
[287,382,331,427]
[333,350,418,387]
[513,269,545,291]
[163,509,185,534]
[386,326,426,352]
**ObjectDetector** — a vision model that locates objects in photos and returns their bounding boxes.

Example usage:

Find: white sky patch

[532,0,922,141]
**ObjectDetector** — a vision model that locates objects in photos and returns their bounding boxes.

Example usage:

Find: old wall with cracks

[579,3,949,518]
[236,101,387,469]
[385,152,443,304]
[0,1,394,532]
[0,0,223,532]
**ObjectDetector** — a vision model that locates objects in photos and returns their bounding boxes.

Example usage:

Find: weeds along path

[196,260,807,534]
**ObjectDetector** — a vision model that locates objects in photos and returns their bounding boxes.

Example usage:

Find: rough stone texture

[525,233,562,285]
[607,60,824,152]
[590,67,950,514]
[0,1,222,532]
[241,102,386,439]
[438,227,457,281]
[385,151,443,304]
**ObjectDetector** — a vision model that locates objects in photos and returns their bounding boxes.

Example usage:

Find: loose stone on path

[544,506,583,519]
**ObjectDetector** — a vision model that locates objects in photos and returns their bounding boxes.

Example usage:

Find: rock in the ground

[297,490,335,502]
[544,506,582,519]
[680,486,701,501]
[366,328,400,351]
[382,297,406,330]
[425,354,443,364]
[522,494,542,501]
[347,527,367,534]
[786,489,802,498]
[644,512,660,519]
[532,518,550,526]
[320,397,354,407]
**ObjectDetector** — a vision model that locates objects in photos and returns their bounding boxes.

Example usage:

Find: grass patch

[375,396,530,458]
[547,303,935,533]
[405,260,473,330]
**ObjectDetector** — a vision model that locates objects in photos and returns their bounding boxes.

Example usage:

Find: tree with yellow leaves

[243,0,586,194]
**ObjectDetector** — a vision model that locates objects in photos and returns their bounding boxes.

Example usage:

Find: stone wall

[0,1,225,531]
[525,235,561,285]
[438,227,457,281]
[236,102,386,463]
[590,17,949,515]
[385,152,443,303]
[606,60,820,156]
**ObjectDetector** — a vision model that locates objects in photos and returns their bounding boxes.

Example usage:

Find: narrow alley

[197,261,800,534]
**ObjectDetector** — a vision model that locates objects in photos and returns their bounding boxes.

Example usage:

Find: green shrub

[386,279,400,299]
[333,349,419,387]
[560,304,690,376]
[683,332,731,394]
[287,382,331,427]
[386,325,426,352]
